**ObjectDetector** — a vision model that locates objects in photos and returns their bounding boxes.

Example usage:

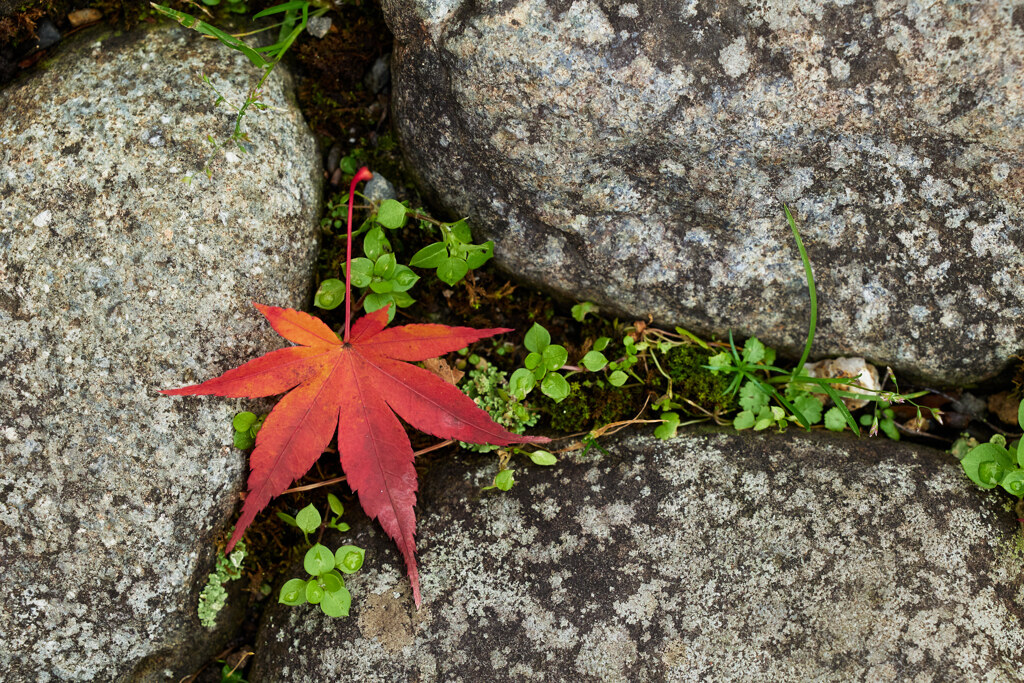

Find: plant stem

[344,168,374,341]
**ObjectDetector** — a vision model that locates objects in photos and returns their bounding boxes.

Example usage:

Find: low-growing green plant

[314,201,494,321]
[231,411,265,450]
[277,496,365,618]
[510,323,571,402]
[409,217,494,286]
[959,399,1024,497]
[571,301,599,322]
[197,540,247,628]
[480,446,557,491]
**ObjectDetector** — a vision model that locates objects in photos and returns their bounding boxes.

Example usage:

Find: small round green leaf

[410,242,448,269]
[276,511,298,528]
[543,345,568,371]
[374,253,397,278]
[524,323,551,353]
[314,278,346,310]
[320,570,344,593]
[305,579,324,604]
[733,411,755,430]
[391,265,420,292]
[1001,469,1024,497]
[232,412,257,432]
[363,292,394,316]
[593,337,611,352]
[494,469,515,491]
[436,257,469,286]
[391,290,415,308]
[448,218,472,243]
[581,351,608,372]
[278,578,307,605]
[608,370,628,387]
[465,241,494,269]
[571,301,599,322]
[654,412,680,440]
[524,352,542,370]
[339,156,358,174]
[541,372,571,403]
[363,227,388,261]
[528,450,557,466]
[376,199,407,229]
[319,585,352,617]
[823,406,847,432]
[509,368,536,400]
[349,257,374,288]
[303,543,335,576]
[295,504,322,535]
[335,545,365,574]
[327,493,344,517]
[233,430,255,450]
[962,443,1014,489]
[369,278,394,294]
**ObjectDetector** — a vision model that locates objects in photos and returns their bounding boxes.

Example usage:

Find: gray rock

[0,25,320,680]
[364,172,397,202]
[306,15,332,39]
[384,0,1024,385]
[249,430,1024,681]
[32,19,61,51]
[364,53,390,94]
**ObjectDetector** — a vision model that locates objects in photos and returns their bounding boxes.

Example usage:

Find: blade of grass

[744,372,811,430]
[820,383,861,435]
[785,204,816,377]
[253,0,309,18]
[151,4,269,68]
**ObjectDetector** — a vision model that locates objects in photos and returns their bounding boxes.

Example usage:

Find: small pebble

[68,8,102,27]
[364,173,397,202]
[364,54,391,94]
[34,19,61,50]
[326,143,343,174]
[306,15,332,39]
[329,168,343,187]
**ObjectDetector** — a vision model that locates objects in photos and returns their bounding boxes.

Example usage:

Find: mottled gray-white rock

[384,0,1024,385]
[250,430,1024,682]
[0,24,320,681]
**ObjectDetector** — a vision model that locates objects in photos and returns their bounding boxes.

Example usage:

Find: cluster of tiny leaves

[315,204,494,322]
[197,541,247,628]
[277,495,365,618]
[458,357,539,453]
[510,324,570,402]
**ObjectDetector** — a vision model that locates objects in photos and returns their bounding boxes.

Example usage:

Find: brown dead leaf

[422,357,465,385]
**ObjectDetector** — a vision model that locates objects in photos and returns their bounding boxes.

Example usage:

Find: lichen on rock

[249,430,1024,681]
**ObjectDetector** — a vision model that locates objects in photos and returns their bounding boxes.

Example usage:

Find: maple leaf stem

[344,167,374,342]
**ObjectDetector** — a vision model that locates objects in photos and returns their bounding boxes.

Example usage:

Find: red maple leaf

[163,168,548,606]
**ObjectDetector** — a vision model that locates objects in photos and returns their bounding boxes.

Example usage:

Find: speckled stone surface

[250,430,1024,681]
[384,0,1024,385]
[0,26,320,681]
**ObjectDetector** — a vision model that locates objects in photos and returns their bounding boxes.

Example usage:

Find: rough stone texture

[250,430,1024,681]
[0,25,320,681]
[384,0,1024,385]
